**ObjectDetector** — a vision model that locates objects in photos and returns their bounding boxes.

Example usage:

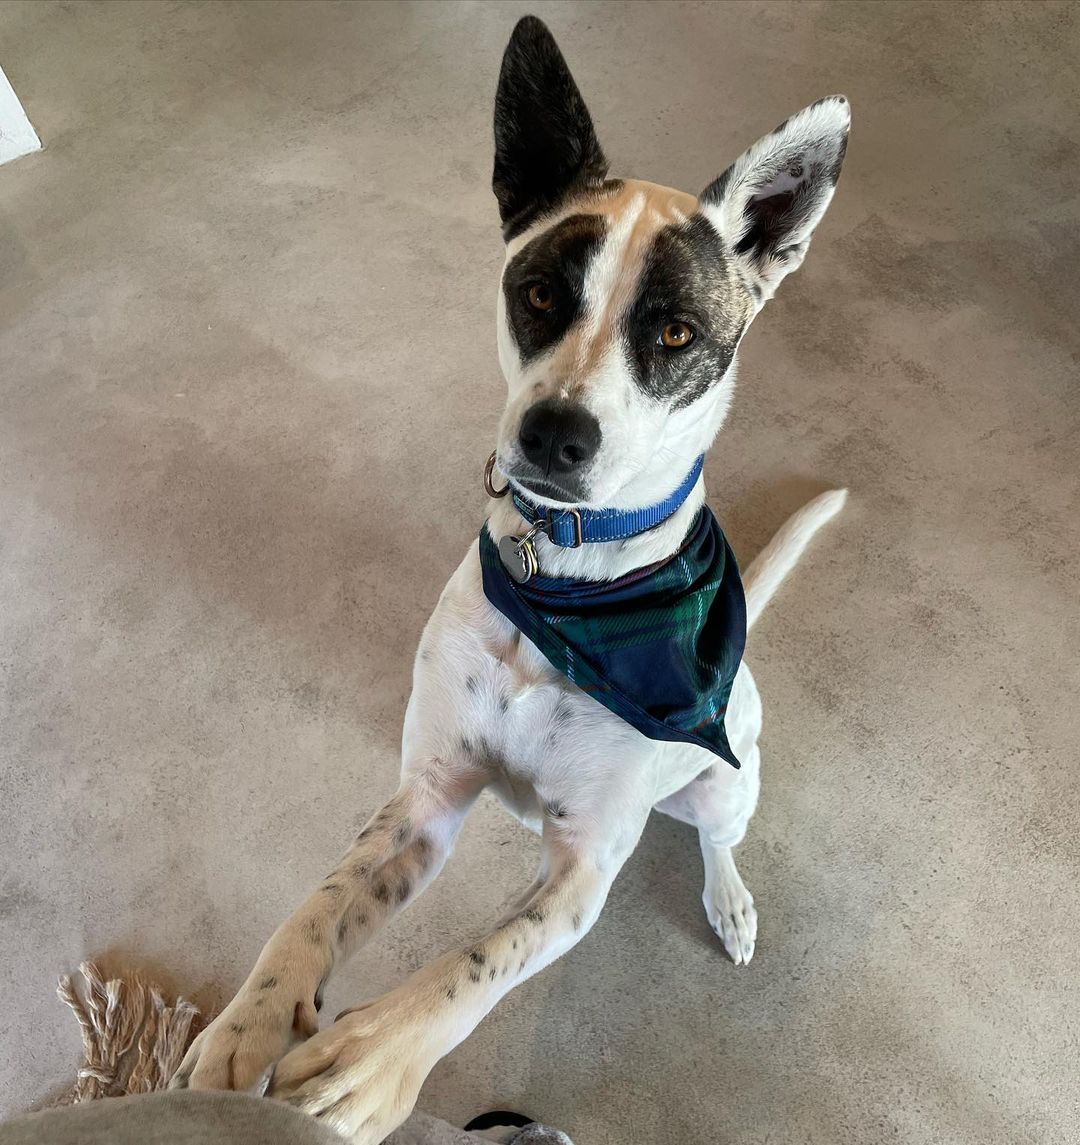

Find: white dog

[174,16,850,1142]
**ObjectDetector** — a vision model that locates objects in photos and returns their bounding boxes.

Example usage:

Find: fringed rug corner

[56,961,204,1104]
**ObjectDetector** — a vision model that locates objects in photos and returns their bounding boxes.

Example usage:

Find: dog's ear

[493,16,608,238]
[699,97,850,301]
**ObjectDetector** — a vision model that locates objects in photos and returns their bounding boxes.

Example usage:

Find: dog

[172,16,850,1142]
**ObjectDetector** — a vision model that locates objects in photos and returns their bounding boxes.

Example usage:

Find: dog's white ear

[699,97,850,301]
[493,16,608,240]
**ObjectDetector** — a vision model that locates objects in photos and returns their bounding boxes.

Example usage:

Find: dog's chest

[456,623,598,825]
[415,551,663,826]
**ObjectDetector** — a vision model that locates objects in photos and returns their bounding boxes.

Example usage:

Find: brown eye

[660,321,694,348]
[527,283,554,311]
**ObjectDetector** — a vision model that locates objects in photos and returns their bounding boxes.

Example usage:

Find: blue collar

[509,455,705,548]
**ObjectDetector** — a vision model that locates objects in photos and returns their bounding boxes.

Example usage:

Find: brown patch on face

[582,178,698,223]
[545,180,700,399]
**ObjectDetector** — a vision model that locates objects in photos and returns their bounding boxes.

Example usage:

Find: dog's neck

[486,475,707,582]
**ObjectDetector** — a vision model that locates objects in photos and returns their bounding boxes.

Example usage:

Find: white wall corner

[0,64,42,167]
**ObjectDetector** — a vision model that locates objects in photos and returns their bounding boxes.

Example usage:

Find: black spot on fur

[499,695,509,714]
[701,164,733,205]
[415,834,433,861]
[259,976,277,991]
[735,196,797,262]
[458,735,474,757]
[468,968,483,984]
[523,907,545,924]
[465,675,479,693]
[254,997,265,1008]
[502,214,607,364]
[469,949,487,967]
[305,919,323,944]
[493,16,608,239]
[572,911,583,931]
[518,957,528,972]
[624,216,746,410]
[396,878,412,904]
[373,880,390,904]
[489,966,498,981]
[446,985,457,1000]
[229,1022,244,1035]
[338,907,369,946]
[512,938,518,950]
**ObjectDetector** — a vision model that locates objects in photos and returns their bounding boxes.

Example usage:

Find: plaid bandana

[479,507,746,767]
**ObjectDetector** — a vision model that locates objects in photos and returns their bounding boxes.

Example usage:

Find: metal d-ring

[517,518,548,547]
[483,451,510,498]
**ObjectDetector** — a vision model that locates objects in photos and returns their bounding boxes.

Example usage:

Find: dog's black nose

[518,399,601,474]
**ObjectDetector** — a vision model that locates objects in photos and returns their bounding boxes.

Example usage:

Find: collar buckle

[555,508,584,548]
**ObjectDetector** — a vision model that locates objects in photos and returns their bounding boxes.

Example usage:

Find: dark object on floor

[464,1110,574,1144]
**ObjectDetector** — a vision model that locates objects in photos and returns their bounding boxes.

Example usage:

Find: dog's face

[491,17,849,509]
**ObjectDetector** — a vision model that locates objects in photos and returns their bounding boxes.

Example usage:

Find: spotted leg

[265,805,651,1143]
[171,759,483,1093]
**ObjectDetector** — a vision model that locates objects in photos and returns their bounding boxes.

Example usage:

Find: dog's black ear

[699,97,850,301]
[493,16,608,239]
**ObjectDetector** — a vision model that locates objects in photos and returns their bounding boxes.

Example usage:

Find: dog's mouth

[508,471,587,506]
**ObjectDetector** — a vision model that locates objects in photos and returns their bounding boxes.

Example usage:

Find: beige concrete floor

[1,2,1077,1142]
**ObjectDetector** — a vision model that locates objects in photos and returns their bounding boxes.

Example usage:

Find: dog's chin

[498,449,653,509]
[503,461,655,510]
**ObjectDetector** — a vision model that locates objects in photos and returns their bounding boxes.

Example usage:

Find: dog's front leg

[266,813,650,1143]
[172,761,484,1093]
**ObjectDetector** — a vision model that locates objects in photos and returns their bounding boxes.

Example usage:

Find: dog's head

[492,16,849,508]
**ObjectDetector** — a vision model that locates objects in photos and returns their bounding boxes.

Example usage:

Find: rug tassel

[57,962,203,1103]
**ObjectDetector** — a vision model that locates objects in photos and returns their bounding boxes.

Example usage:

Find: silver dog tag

[498,533,539,584]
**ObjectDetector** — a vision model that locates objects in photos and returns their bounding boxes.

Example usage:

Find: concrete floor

[1,2,1077,1142]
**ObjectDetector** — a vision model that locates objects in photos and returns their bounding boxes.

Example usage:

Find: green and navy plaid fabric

[479,507,746,767]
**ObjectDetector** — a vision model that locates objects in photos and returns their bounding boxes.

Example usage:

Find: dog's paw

[704,879,757,966]
[171,984,318,1093]
[268,1004,436,1143]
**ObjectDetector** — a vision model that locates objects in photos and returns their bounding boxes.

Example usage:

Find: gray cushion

[0,1092,484,1145]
